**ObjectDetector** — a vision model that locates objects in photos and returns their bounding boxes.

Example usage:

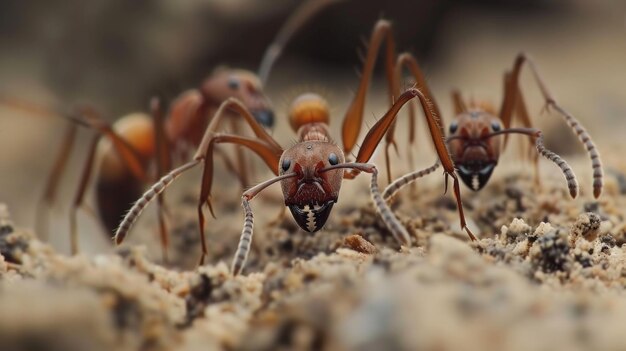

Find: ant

[376,53,603,209]
[0,0,338,258]
[114,87,456,274]
[381,53,603,209]
[339,19,602,238]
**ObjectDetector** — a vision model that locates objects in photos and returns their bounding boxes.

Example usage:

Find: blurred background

[0,0,624,254]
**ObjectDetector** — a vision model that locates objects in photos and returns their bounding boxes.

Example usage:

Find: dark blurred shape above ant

[0,0,338,258]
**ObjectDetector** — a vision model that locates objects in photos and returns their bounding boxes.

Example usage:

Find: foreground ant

[0,0,337,257]
[114,86,459,274]
[382,53,603,205]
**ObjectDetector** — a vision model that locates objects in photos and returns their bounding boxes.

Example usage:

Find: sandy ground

[2,155,626,350]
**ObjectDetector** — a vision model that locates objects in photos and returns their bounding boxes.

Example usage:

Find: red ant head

[447,110,504,191]
[279,141,345,232]
[202,69,274,128]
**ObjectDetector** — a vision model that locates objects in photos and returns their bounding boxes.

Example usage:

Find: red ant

[0,0,337,258]
[381,53,603,208]
[338,20,602,238]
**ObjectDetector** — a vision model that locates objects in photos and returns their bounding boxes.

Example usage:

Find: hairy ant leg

[342,19,399,184]
[349,88,476,241]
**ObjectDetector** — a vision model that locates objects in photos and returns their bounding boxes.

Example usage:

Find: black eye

[228,78,240,90]
[449,121,458,134]
[491,121,501,132]
[328,153,339,165]
[281,159,291,172]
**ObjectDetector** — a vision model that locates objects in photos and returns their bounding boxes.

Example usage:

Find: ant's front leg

[342,19,398,184]
[353,88,476,242]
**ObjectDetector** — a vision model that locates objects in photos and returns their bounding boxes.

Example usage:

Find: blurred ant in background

[0,0,340,260]
[341,19,603,238]
[380,51,603,210]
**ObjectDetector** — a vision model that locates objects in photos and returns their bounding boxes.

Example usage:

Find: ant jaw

[457,162,496,191]
[252,109,275,128]
[287,199,336,232]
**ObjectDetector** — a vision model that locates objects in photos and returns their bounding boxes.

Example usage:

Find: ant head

[288,93,330,132]
[279,141,344,232]
[202,69,274,128]
[448,109,503,191]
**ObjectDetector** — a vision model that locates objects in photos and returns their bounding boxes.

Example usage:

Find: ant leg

[354,88,476,241]
[151,98,172,264]
[510,79,541,187]
[501,53,603,198]
[36,122,78,240]
[232,172,297,275]
[77,107,149,183]
[451,89,468,115]
[69,135,101,255]
[197,134,281,265]
[229,117,250,188]
[395,53,445,193]
[342,19,398,183]
[396,53,445,133]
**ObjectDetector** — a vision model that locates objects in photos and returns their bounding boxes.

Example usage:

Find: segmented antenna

[258,0,342,85]
[534,130,579,198]
[320,162,411,246]
[115,160,200,244]
[548,103,602,198]
[382,161,441,200]
[369,165,411,246]
[231,198,253,275]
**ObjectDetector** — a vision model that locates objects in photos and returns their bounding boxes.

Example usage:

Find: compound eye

[328,152,339,165]
[228,77,240,90]
[491,120,502,132]
[281,158,291,172]
[449,121,458,134]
